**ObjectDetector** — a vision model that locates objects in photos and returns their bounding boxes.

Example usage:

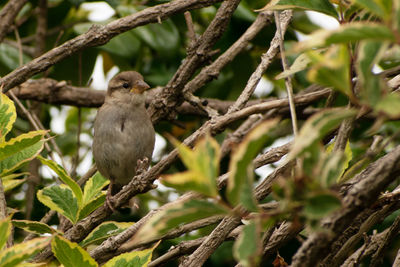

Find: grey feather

[93,71,155,188]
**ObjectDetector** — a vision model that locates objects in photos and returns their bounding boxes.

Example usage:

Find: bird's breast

[93,103,155,185]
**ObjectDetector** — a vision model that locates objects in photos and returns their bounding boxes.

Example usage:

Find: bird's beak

[131,80,150,94]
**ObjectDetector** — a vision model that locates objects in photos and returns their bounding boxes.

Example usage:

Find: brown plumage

[93,71,155,210]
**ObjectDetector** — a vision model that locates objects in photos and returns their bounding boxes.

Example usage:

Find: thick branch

[180,216,242,266]
[290,145,400,266]
[89,139,290,261]
[8,79,277,114]
[149,0,241,123]
[183,11,274,95]
[180,161,293,266]
[34,77,326,262]
[10,79,330,119]
[0,0,223,92]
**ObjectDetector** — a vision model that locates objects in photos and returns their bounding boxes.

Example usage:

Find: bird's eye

[122,82,129,89]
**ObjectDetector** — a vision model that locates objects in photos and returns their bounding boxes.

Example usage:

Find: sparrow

[93,71,155,211]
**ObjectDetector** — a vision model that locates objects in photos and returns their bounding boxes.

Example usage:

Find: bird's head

[107,71,150,97]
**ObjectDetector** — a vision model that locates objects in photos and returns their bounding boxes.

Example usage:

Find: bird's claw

[106,186,116,212]
[136,157,150,175]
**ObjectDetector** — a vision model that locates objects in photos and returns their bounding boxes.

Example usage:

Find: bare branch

[183,11,274,95]
[184,11,197,45]
[274,11,298,136]
[227,10,293,113]
[369,212,400,267]
[149,0,242,123]
[0,0,223,92]
[0,0,28,43]
[180,215,242,266]
[291,145,400,266]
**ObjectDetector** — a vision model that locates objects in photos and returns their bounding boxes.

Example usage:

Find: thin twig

[227,10,293,114]
[274,11,298,137]
[369,212,400,267]
[291,146,400,266]
[1,0,224,93]
[7,91,67,169]
[184,92,219,117]
[13,27,23,66]
[184,11,196,45]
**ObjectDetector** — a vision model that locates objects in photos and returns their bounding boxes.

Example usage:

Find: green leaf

[307,45,352,97]
[0,131,46,162]
[275,53,311,80]
[0,237,50,267]
[0,93,16,142]
[258,0,338,17]
[132,199,229,244]
[37,185,79,224]
[162,135,219,197]
[303,193,341,219]
[0,172,28,181]
[325,141,353,185]
[80,221,133,248]
[103,245,157,267]
[356,40,388,106]
[233,220,261,267]
[0,131,46,176]
[374,93,400,118]
[295,23,395,51]
[227,120,279,211]
[12,220,61,235]
[2,177,26,192]
[0,43,32,75]
[319,150,348,187]
[2,172,28,192]
[287,108,357,161]
[0,216,11,250]
[77,193,106,221]
[82,172,109,206]
[234,3,257,22]
[352,0,392,20]
[133,20,180,55]
[74,22,141,58]
[38,156,83,207]
[101,30,141,58]
[116,5,180,55]
[52,235,98,267]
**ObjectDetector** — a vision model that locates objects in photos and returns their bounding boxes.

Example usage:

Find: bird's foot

[135,157,150,175]
[106,186,116,212]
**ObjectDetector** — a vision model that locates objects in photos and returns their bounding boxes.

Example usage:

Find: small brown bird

[93,71,155,211]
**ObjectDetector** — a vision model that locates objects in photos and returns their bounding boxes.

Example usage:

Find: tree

[1,0,400,266]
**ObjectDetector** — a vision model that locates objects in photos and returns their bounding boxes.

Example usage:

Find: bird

[93,71,155,211]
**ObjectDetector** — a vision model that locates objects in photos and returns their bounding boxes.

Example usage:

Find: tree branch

[149,0,242,123]
[183,11,274,96]
[0,0,223,92]
[290,145,400,266]
[0,0,28,43]
[227,10,292,113]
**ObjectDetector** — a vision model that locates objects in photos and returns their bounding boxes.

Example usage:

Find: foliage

[1,0,400,266]
[37,165,108,224]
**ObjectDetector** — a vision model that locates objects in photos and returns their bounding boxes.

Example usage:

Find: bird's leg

[125,157,150,211]
[106,181,116,212]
